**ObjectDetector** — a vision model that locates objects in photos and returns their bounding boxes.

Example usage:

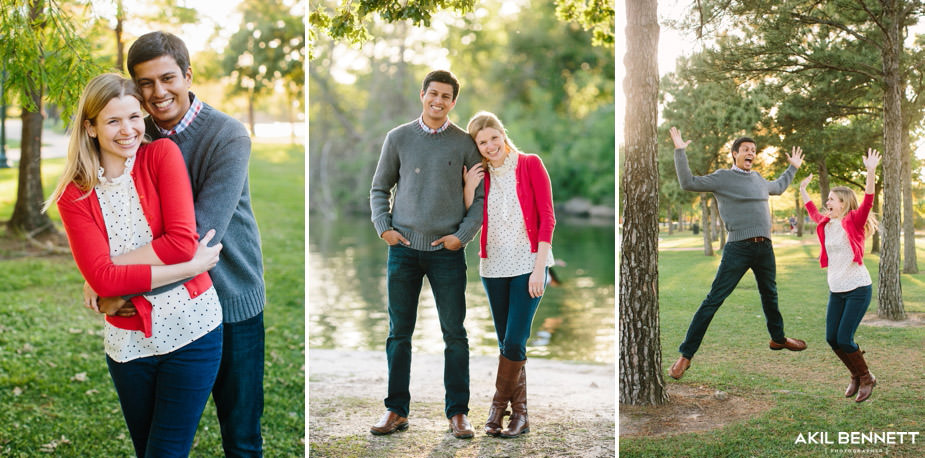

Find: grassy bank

[0,142,304,455]
[620,233,925,457]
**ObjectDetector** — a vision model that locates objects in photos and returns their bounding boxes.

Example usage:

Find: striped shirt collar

[418,116,450,134]
[156,92,202,137]
[731,164,753,174]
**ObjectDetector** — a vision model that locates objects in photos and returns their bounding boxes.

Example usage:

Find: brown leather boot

[500,358,529,438]
[844,349,876,403]
[485,355,515,436]
[833,348,860,397]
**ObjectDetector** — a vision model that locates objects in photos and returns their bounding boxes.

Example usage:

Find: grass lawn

[620,232,925,457]
[0,142,305,456]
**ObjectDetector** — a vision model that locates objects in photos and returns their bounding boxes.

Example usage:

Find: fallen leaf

[12,387,23,396]
[70,372,88,382]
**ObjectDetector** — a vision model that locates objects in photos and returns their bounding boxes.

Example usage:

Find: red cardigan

[479,153,556,258]
[804,193,874,268]
[57,139,212,337]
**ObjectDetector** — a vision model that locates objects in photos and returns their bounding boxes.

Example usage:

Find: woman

[799,148,880,403]
[464,111,555,438]
[44,73,223,456]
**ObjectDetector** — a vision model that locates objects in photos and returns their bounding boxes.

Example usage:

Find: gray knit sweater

[674,148,796,242]
[370,119,484,251]
[145,101,266,323]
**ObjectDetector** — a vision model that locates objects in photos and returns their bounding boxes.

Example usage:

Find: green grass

[621,232,925,457]
[0,142,304,456]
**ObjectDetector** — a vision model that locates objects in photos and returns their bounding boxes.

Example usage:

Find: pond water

[308,214,615,363]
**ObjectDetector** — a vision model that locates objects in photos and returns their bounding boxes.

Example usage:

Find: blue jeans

[826,285,872,353]
[213,312,265,457]
[482,270,547,361]
[679,239,786,359]
[385,244,469,419]
[107,325,222,458]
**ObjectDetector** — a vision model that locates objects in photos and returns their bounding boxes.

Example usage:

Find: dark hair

[421,70,460,101]
[731,137,756,154]
[126,31,191,79]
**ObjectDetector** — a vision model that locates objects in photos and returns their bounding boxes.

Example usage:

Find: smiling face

[474,127,508,167]
[132,54,192,130]
[86,95,145,173]
[826,191,846,218]
[732,141,757,171]
[420,81,456,128]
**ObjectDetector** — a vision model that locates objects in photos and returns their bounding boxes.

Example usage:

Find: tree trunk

[288,89,296,145]
[901,115,917,273]
[877,0,905,320]
[619,0,668,406]
[667,201,674,235]
[115,0,124,71]
[700,194,714,256]
[872,183,881,254]
[817,160,830,209]
[9,0,55,237]
[8,82,54,236]
[247,89,256,137]
[712,196,725,250]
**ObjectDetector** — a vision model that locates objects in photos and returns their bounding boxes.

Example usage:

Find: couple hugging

[369,70,556,438]
[46,32,265,456]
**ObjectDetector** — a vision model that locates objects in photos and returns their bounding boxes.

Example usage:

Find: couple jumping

[368,70,556,438]
[668,127,878,403]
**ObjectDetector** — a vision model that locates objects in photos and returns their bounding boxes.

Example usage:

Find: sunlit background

[308,0,616,364]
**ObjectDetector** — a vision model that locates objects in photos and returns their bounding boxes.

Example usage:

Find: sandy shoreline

[308,348,615,420]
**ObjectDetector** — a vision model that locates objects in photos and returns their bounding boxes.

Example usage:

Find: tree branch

[790,13,880,50]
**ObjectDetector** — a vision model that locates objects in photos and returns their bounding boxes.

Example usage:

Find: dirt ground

[308,349,615,456]
[619,383,774,437]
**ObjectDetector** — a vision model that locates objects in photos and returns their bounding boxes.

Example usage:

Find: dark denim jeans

[385,244,469,419]
[107,325,222,458]
[481,269,547,361]
[679,239,786,359]
[213,312,265,457]
[826,285,872,353]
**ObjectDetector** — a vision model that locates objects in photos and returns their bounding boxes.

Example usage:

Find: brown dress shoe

[449,413,474,439]
[668,356,691,380]
[370,411,408,435]
[769,337,807,351]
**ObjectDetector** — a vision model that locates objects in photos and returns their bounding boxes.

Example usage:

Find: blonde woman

[799,148,880,403]
[464,111,555,438]
[45,73,222,456]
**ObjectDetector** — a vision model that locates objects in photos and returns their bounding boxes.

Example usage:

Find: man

[368,70,483,439]
[667,126,807,380]
[95,31,266,456]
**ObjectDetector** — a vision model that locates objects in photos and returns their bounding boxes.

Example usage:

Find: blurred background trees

[309,0,615,218]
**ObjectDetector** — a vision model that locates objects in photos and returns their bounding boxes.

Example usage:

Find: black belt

[743,236,769,243]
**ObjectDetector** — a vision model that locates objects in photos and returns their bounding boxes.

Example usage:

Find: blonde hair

[466,111,519,167]
[830,186,879,238]
[43,74,147,213]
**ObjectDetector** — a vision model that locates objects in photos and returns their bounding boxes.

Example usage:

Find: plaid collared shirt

[418,116,450,134]
[156,93,203,137]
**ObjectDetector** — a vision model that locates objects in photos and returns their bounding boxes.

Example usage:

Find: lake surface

[308,214,615,363]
